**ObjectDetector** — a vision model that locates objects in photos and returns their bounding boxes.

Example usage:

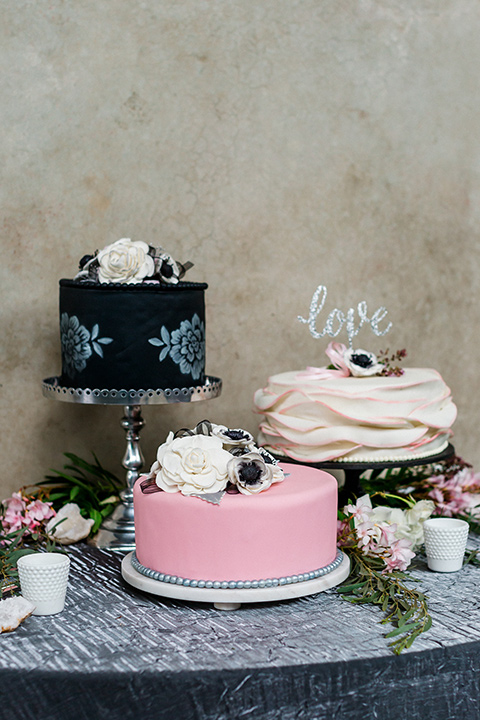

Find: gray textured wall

[1,1,479,495]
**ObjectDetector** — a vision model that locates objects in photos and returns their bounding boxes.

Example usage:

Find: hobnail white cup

[17,552,70,615]
[423,517,469,572]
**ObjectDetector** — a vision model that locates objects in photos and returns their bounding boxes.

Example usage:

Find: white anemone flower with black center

[211,424,255,451]
[343,348,383,377]
[227,452,284,495]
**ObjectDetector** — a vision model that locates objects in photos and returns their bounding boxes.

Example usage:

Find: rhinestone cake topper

[298,285,392,348]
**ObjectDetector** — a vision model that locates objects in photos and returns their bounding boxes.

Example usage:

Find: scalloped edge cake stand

[121,551,351,610]
[42,376,222,551]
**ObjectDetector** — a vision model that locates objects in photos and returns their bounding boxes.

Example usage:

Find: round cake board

[121,552,351,610]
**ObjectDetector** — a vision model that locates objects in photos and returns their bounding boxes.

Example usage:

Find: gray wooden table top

[1,542,479,720]
[1,541,479,673]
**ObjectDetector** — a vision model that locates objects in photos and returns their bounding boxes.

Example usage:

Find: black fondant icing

[59,279,207,390]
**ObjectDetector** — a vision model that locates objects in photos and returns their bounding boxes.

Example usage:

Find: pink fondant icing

[133,463,338,581]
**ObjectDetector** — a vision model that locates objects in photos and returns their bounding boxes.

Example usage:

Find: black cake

[59,279,207,391]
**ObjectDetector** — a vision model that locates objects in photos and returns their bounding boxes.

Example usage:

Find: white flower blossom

[46,503,94,544]
[343,348,383,377]
[227,452,284,495]
[97,238,155,284]
[369,499,434,550]
[152,434,231,495]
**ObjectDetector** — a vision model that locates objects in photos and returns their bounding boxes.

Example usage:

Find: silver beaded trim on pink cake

[131,549,344,590]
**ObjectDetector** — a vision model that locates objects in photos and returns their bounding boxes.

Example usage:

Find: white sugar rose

[46,503,95,544]
[343,349,383,377]
[97,238,155,284]
[153,434,231,495]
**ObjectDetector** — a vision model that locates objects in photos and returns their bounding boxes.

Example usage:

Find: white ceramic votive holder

[17,552,70,615]
[423,517,469,572]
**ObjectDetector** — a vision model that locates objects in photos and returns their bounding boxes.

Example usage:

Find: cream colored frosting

[254,368,457,463]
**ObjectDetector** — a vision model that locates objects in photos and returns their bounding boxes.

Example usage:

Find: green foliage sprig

[38,452,123,535]
[0,526,60,596]
[339,549,431,654]
[337,493,433,654]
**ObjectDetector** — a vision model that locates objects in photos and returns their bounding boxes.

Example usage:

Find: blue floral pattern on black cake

[148,314,205,380]
[60,313,113,376]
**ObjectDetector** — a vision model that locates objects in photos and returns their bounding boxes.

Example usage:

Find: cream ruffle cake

[133,422,339,585]
[254,368,457,463]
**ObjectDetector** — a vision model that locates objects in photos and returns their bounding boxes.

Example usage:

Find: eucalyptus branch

[339,548,431,654]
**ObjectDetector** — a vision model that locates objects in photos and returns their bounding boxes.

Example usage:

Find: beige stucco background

[1,1,479,497]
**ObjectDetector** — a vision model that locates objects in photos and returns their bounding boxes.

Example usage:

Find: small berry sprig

[378,348,407,376]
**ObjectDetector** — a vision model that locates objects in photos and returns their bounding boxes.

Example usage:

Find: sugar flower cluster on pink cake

[141,420,284,498]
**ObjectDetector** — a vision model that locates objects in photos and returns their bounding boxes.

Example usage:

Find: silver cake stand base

[42,376,222,551]
[121,552,351,610]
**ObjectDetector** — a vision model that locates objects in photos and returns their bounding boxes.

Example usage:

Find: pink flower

[428,488,452,514]
[2,492,26,513]
[383,538,415,573]
[2,492,27,533]
[25,499,55,522]
[377,522,398,548]
[344,495,372,525]
[1,492,55,536]
[24,500,55,531]
[337,518,349,537]
[429,474,447,489]
[454,468,480,493]
[355,521,382,554]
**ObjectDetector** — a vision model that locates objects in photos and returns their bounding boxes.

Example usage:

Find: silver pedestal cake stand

[42,376,222,551]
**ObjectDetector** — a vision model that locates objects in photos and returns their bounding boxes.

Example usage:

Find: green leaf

[403,626,423,649]
[422,615,433,633]
[8,548,38,565]
[397,608,415,627]
[339,581,367,592]
[385,622,419,638]
[48,492,71,502]
[69,486,81,501]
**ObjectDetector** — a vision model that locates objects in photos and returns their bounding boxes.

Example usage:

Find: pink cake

[132,422,339,586]
[133,464,338,583]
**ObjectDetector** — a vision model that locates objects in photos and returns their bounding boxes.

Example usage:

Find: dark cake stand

[42,376,222,551]
[276,443,455,505]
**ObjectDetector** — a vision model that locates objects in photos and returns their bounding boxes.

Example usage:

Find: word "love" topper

[298,285,392,348]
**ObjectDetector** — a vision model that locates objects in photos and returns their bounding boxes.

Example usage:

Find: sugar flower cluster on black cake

[76,237,193,285]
